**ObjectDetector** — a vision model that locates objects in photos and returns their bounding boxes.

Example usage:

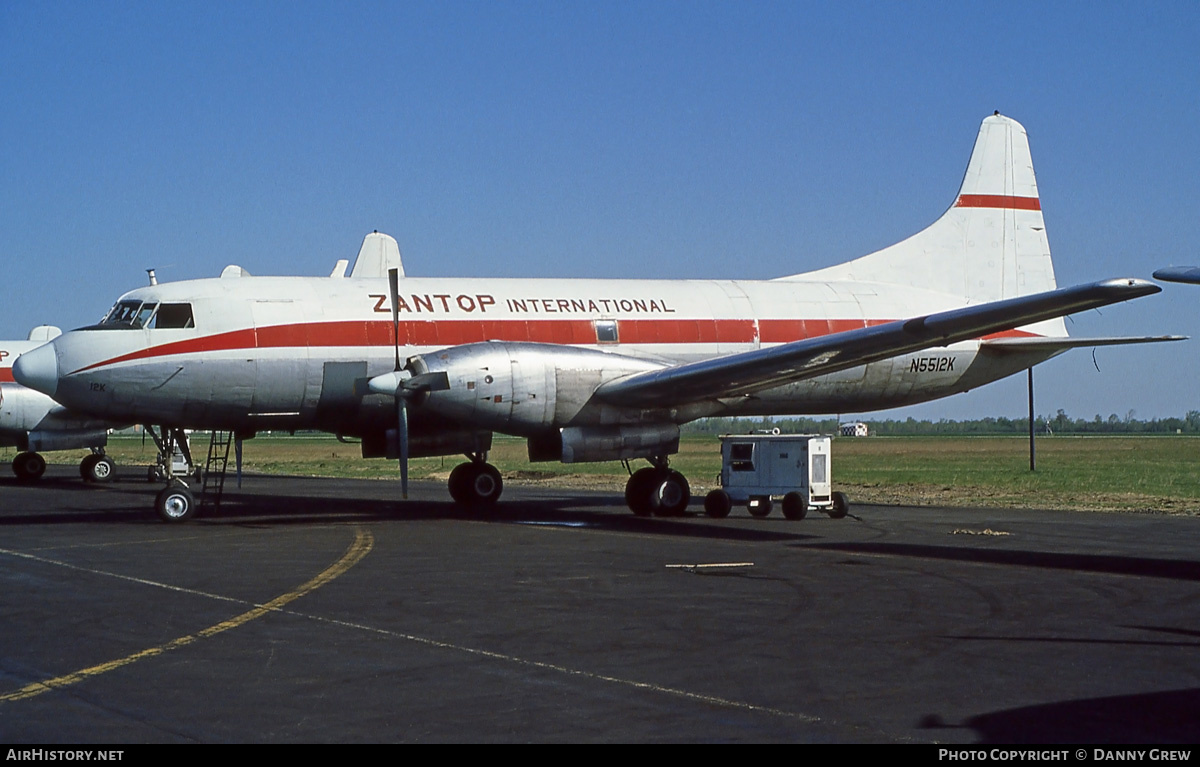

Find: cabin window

[729,442,755,472]
[595,320,619,344]
[154,303,195,329]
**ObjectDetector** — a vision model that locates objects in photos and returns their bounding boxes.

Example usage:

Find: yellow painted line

[0,527,373,702]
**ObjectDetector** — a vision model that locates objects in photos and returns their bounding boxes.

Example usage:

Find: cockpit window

[91,301,194,331]
[101,301,152,328]
[153,303,194,329]
[92,300,195,330]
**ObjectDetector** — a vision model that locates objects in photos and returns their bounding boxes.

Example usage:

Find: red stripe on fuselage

[955,194,1041,211]
[0,369,14,383]
[69,318,1039,375]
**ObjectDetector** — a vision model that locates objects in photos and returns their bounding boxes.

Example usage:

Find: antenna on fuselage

[146,269,158,286]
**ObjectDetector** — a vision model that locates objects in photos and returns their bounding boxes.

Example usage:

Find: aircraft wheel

[651,470,690,516]
[747,495,773,518]
[447,462,472,503]
[156,485,197,523]
[451,462,503,507]
[782,491,808,521]
[13,452,46,482]
[80,454,100,480]
[625,468,658,517]
[704,489,732,518]
[83,455,116,483]
[828,491,850,519]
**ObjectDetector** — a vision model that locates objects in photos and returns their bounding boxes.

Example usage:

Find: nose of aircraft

[12,342,59,397]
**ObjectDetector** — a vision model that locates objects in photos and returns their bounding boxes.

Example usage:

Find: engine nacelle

[529,423,681,463]
[28,429,110,452]
[407,342,665,435]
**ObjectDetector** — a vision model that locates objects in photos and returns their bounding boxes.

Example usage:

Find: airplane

[13,113,1180,522]
[1,326,124,481]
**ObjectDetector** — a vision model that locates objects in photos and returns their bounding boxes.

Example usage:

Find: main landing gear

[80,450,116,483]
[11,451,47,481]
[624,457,690,517]
[447,453,503,507]
[10,449,116,482]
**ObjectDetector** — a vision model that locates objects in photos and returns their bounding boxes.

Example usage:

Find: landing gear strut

[624,457,690,516]
[144,426,201,523]
[447,453,503,507]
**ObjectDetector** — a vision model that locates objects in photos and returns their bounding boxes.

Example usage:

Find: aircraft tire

[468,463,503,506]
[651,470,690,516]
[625,468,658,516]
[748,496,773,518]
[704,489,732,518]
[90,456,116,483]
[13,452,46,482]
[452,462,503,507]
[81,454,115,483]
[782,492,808,521]
[447,462,472,503]
[156,485,197,523]
[828,491,850,519]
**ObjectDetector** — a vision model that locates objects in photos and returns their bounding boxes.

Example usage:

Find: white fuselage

[34,273,1060,440]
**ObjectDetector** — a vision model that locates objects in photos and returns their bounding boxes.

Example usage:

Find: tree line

[683,411,1200,436]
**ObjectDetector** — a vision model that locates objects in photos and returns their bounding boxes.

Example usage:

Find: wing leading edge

[594,279,1163,408]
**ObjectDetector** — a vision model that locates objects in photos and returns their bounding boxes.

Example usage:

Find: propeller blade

[388,267,401,372]
[398,396,409,499]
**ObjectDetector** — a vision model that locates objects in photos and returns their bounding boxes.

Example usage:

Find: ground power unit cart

[704,433,850,520]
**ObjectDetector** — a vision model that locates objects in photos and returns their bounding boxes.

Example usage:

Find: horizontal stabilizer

[595,278,1160,408]
[1153,267,1200,285]
[981,335,1185,353]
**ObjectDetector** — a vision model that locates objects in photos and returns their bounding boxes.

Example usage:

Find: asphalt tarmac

[2,465,1200,744]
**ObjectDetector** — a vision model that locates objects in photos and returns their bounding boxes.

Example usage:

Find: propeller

[389,267,407,498]
[367,268,449,498]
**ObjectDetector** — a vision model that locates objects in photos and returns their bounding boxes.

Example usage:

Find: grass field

[7,433,1199,514]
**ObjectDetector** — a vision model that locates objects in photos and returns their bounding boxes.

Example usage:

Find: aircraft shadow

[200,487,815,543]
[920,687,1200,743]
[0,475,815,543]
[806,541,1200,582]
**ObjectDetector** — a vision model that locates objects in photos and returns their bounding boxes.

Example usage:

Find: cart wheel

[704,489,732,518]
[747,496,772,518]
[782,491,808,520]
[828,491,850,519]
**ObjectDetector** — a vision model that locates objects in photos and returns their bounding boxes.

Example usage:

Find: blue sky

[2,1,1198,421]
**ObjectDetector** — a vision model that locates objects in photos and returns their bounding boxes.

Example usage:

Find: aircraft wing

[594,278,1161,408]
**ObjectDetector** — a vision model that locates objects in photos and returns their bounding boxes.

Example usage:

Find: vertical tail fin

[350,231,405,279]
[782,113,1060,311]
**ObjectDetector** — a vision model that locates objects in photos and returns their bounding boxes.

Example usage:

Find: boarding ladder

[201,430,234,510]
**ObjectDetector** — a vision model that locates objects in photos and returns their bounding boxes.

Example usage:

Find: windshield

[101,301,155,328]
[95,301,194,329]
